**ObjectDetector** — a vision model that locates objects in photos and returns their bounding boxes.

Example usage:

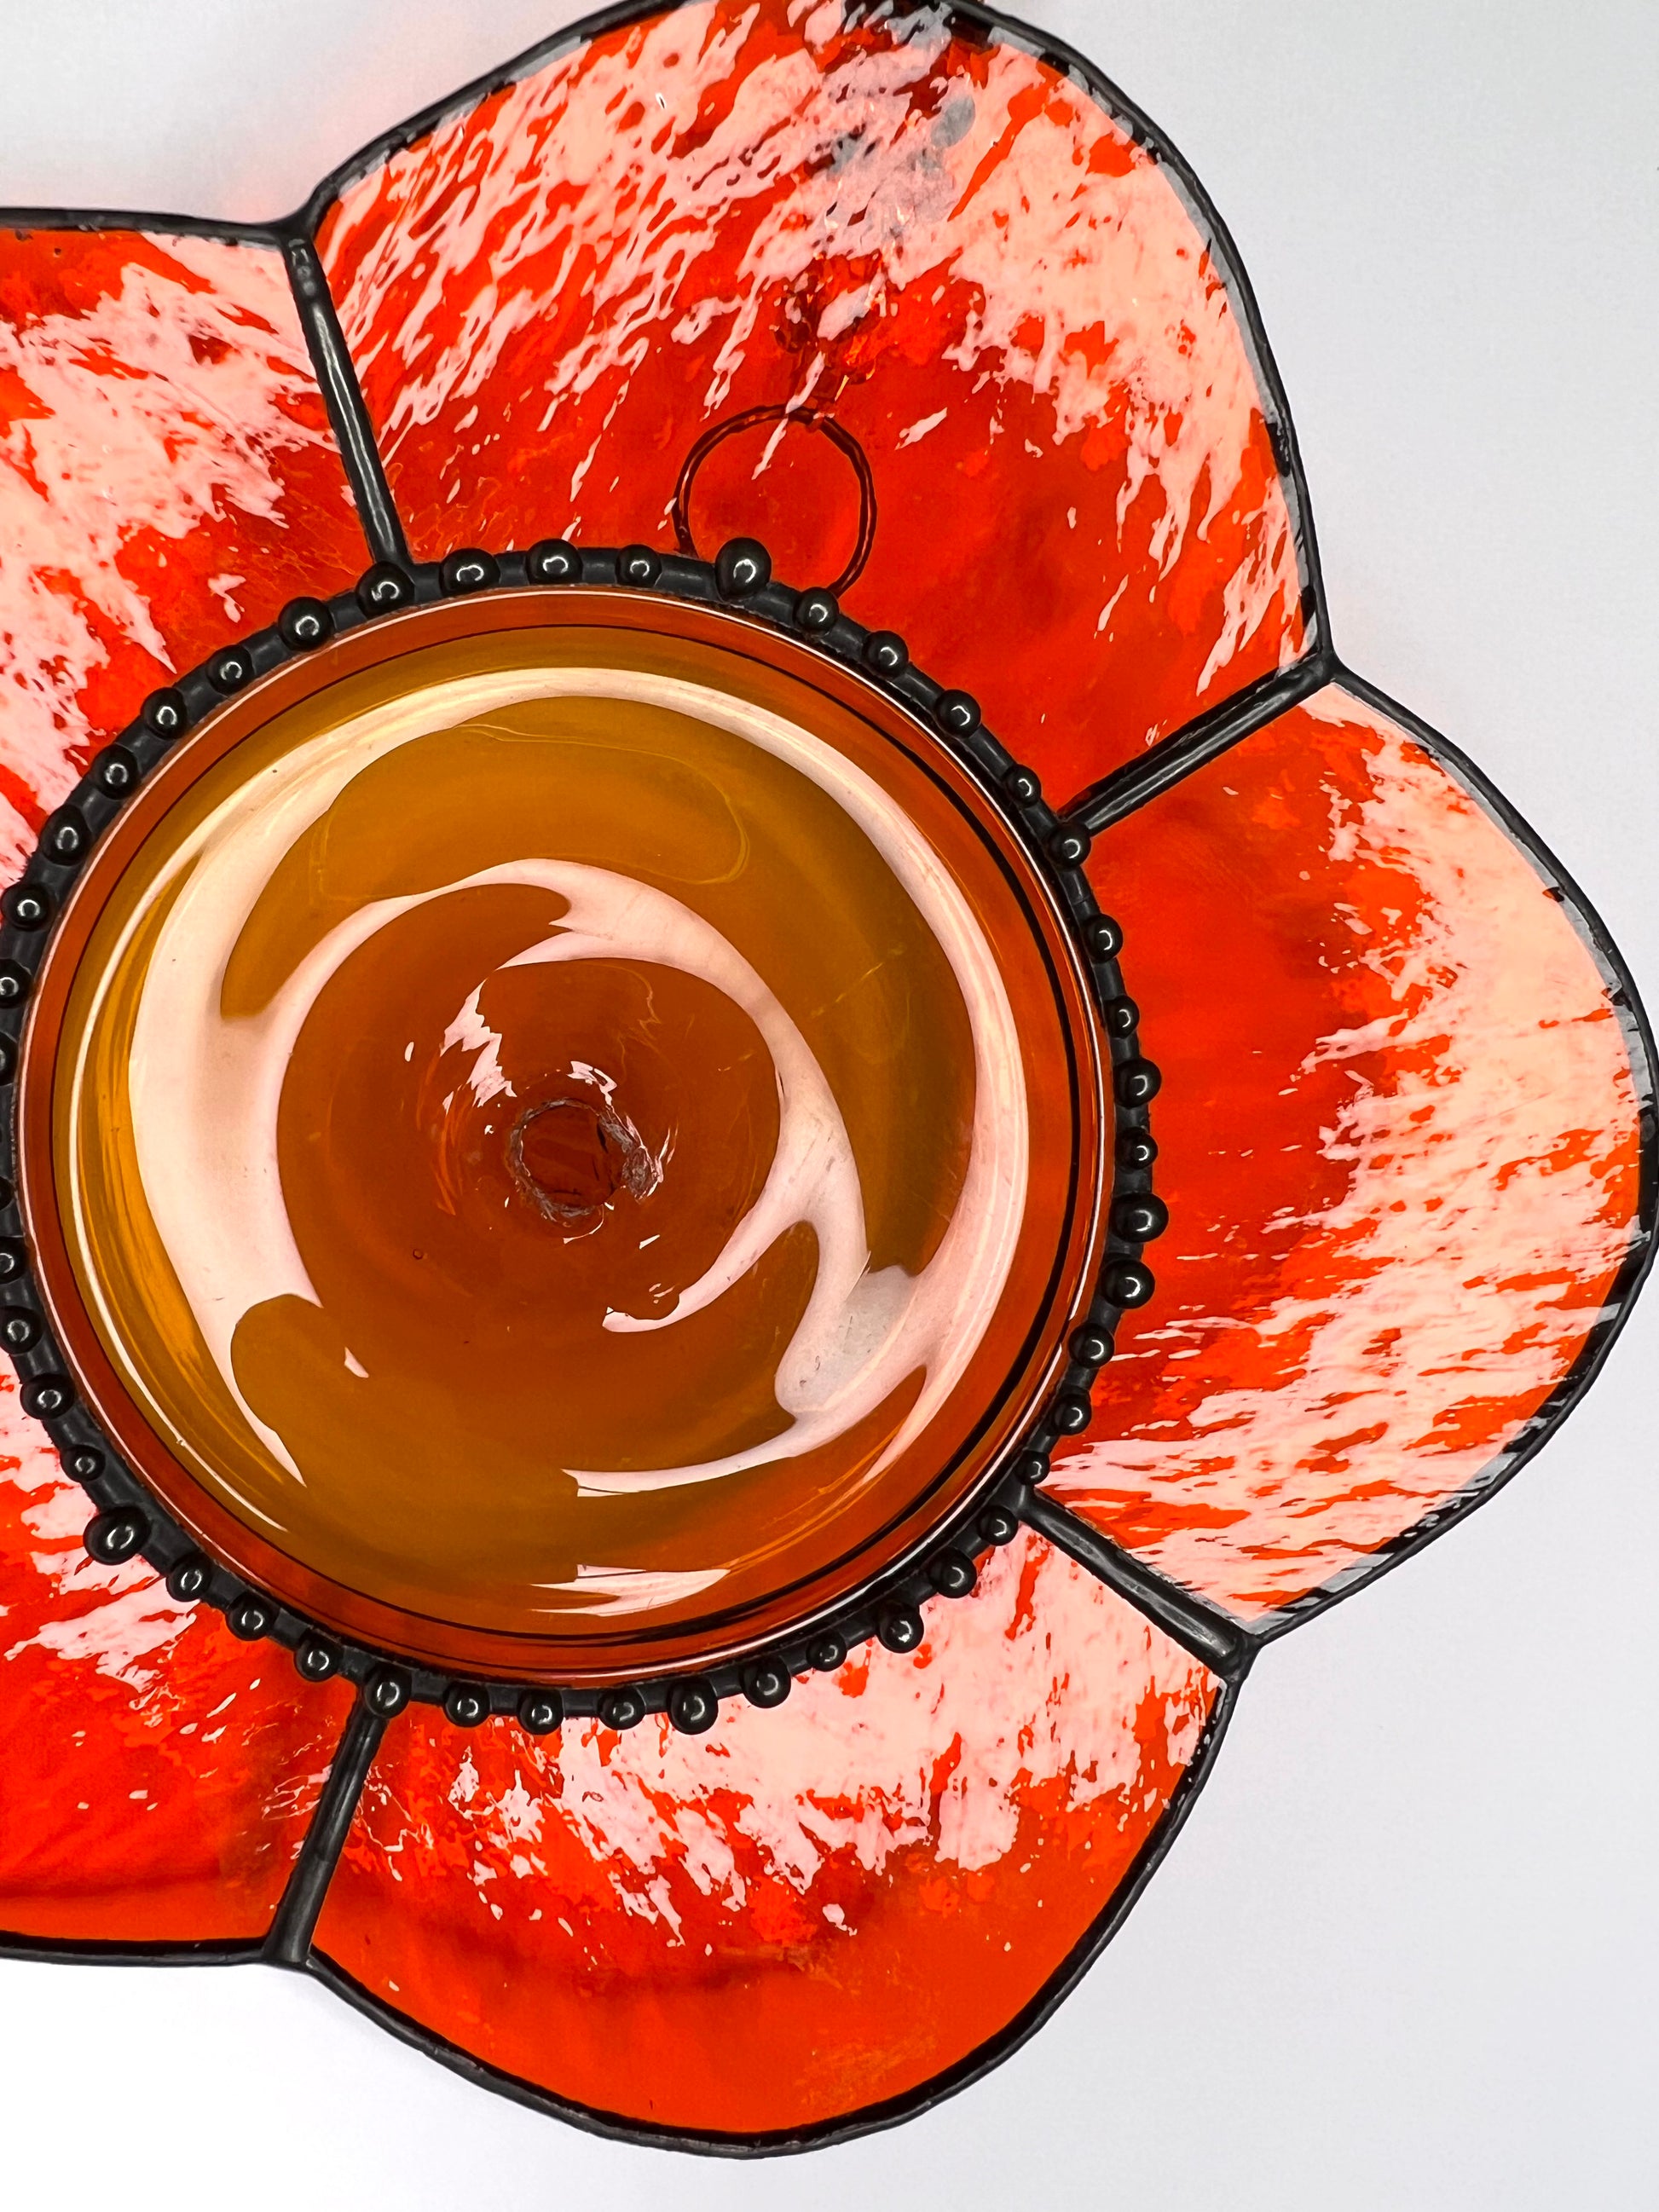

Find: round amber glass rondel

[22,594,1106,1679]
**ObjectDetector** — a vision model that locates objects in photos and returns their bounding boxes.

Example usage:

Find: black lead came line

[264,1694,390,1967]
[1018,1484,1251,1682]
[0,204,280,243]
[278,230,411,572]
[1060,648,1336,836]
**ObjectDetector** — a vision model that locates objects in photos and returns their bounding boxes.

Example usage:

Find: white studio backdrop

[0,5,1653,2207]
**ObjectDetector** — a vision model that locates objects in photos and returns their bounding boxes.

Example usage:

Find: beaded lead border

[0,536,1171,1736]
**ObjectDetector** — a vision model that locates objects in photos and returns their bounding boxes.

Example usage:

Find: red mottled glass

[1052,687,1643,1616]
[0,0,1645,2149]
[314,1530,1219,2136]
[0,224,373,1946]
[316,0,1306,804]
[0,224,365,1940]
[0,227,365,879]
[0,1384,355,1943]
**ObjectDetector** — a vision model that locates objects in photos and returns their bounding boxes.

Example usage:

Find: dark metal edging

[270,0,1331,664]
[1052,651,1656,1651]
[0,537,1167,1727]
[0,205,276,242]
[276,231,409,569]
[0,1932,261,1967]
[293,1669,1246,2160]
[1020,1483,1250,1678]
[264,1699,390,1967]
[1061,650,1337,834]
[1239,661,1659,1645]
[0,1658,1245,2161]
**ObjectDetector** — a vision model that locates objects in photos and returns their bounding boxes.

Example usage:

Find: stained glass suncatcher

[0,0,1650,2155]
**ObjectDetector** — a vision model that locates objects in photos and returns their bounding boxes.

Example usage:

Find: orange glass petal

[313,1528,1221,2140]
[1052,685,1646,1617]
[0,1383,353,1945]
[316,0,1306,803]
[0,228,366,874]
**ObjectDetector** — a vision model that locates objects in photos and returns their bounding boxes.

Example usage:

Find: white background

[1,4,1655,2206]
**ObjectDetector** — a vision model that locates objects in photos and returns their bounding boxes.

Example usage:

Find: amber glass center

[22,594,1105,1678]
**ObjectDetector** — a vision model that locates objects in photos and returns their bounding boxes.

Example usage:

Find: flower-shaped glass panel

[0,0,1648,2157]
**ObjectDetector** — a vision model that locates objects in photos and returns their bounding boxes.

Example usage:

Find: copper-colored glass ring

[0,540,1164,1723]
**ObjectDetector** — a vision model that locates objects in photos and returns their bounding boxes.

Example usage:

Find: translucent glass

[23,594,1105,1677]
[315,1529,1221,2138]
[0,227,362,875]
[0,1389,353,1944]
[1057,685,1644,1614]
[2,5,1645,2143]
[317,0,1306,803]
